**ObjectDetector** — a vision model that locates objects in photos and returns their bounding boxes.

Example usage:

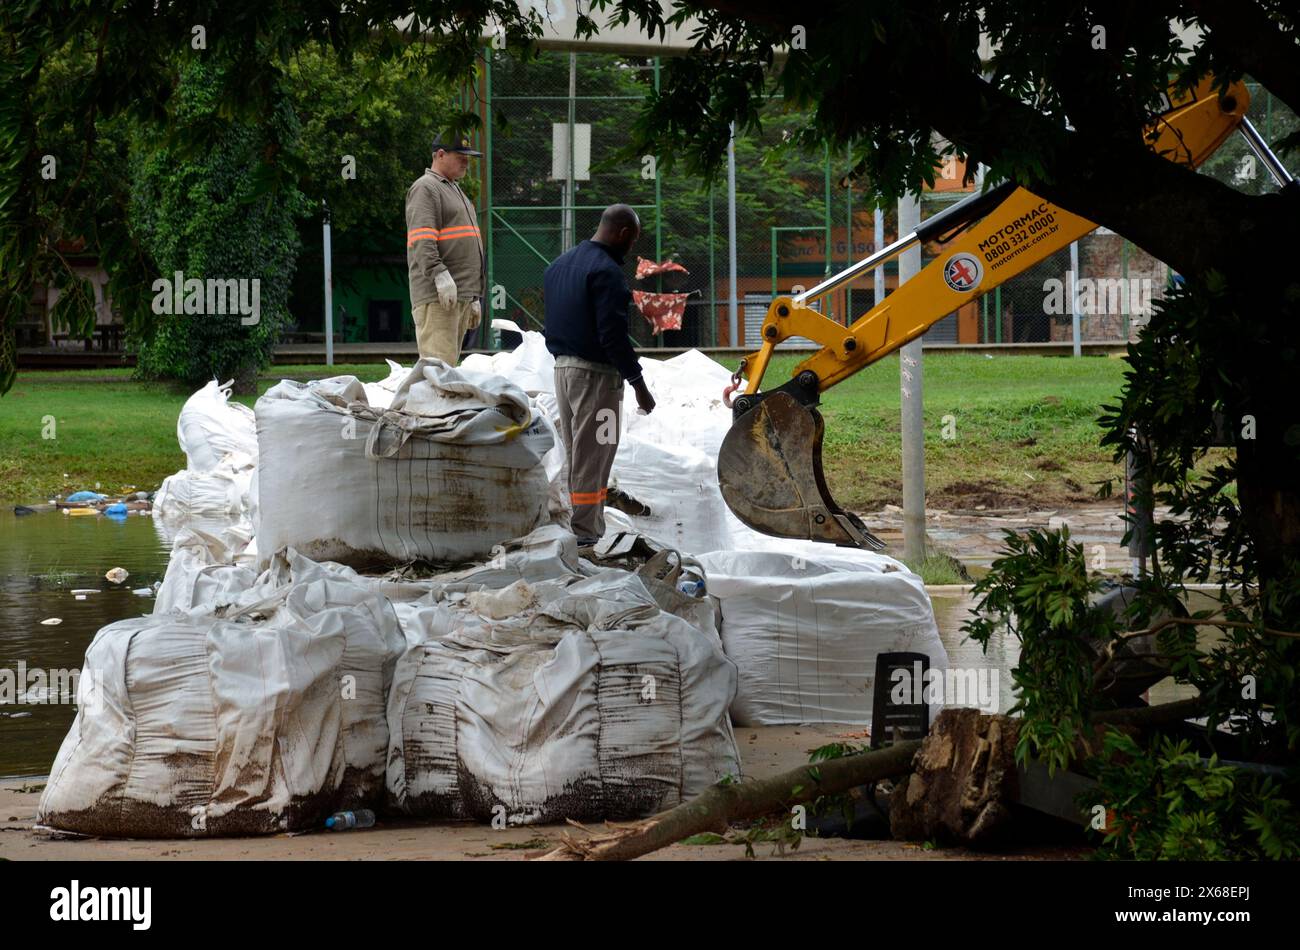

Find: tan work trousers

[554,363,623,543]
[413,298,477,364]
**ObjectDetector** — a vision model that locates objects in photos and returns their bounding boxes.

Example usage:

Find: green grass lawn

[0,353,1132,507]
[756,351,1132,511]
[0,363,409,502]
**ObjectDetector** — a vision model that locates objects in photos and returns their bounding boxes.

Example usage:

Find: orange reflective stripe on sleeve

[437,226,482,240]
[406,227,439,246]
[570,488,609,506]
[406,225,481,246]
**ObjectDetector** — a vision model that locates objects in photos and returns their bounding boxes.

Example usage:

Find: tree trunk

[889,709,1021,847]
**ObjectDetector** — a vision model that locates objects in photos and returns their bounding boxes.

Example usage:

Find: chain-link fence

[481,54,1297,351]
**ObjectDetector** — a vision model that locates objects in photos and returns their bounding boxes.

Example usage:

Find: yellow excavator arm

[719,78,1250,548]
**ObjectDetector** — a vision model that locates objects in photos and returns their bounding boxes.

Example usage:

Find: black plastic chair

[870,651,932,749]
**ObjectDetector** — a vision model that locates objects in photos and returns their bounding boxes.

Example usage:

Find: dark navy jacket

[543,240,643,383]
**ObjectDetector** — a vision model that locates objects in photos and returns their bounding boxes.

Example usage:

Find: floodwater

[930,591,1022,715]
[930,588,1210,717]
[0,511,172,777]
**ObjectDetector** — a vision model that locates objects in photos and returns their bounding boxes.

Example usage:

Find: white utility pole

[898,193,924,562]
[564,53,577,251]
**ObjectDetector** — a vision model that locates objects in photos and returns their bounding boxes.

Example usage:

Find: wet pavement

[862,501,1154,577]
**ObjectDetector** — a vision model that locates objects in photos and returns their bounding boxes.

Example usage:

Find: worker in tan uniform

[405,133,486,364]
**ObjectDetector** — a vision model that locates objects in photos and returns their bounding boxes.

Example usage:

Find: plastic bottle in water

[324,809,375,831]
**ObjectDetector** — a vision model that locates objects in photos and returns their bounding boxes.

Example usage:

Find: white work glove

[435,270,457,309]
[469,298,482,330]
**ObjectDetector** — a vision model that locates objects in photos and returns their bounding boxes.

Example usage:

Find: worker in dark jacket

[543,204,656,547]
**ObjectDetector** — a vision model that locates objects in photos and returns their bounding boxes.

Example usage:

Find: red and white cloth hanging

[635,256,690,280]
[633,291,689,333]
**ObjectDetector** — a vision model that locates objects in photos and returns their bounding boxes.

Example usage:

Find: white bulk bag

[387,569,740,824]
[361,359,409,410]
[153,525,260,615]
[152,461,253,521]
[605,437,733,555]
[39,567,404,837]
[254,362,552,569]
[696,550,948,727]
[177,380,258,472]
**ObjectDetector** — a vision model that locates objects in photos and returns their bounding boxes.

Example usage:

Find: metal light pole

[1069,240,1081,356]
[322,200,334,367]
[563,52,577,252]
[727,121,739,347]
[873,208,885,306]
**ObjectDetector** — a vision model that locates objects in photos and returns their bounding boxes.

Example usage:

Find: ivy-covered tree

[130,54,305,388]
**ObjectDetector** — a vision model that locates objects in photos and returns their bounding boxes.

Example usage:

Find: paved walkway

[0,724,1085,861]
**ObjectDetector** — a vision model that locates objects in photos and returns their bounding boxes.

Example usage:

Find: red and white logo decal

[943,253,983,292]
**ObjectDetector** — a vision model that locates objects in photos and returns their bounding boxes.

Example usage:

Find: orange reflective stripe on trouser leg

[558,365,621,540]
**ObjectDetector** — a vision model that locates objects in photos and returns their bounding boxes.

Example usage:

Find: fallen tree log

[535,738,923,861]
[535,698,1210,861]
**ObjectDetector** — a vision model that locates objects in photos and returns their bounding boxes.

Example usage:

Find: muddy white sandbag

[695,549,948,727]
[254,364,552,569]
[39,569,404,837]
[386,569,740,824]
[177,379,257,472]
[152,462,253,521]
[152,525,260,615]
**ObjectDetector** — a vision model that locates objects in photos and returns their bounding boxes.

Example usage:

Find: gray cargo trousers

[553,356,623,543]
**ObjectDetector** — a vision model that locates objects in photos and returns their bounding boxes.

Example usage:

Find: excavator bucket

[718,392,886,549]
